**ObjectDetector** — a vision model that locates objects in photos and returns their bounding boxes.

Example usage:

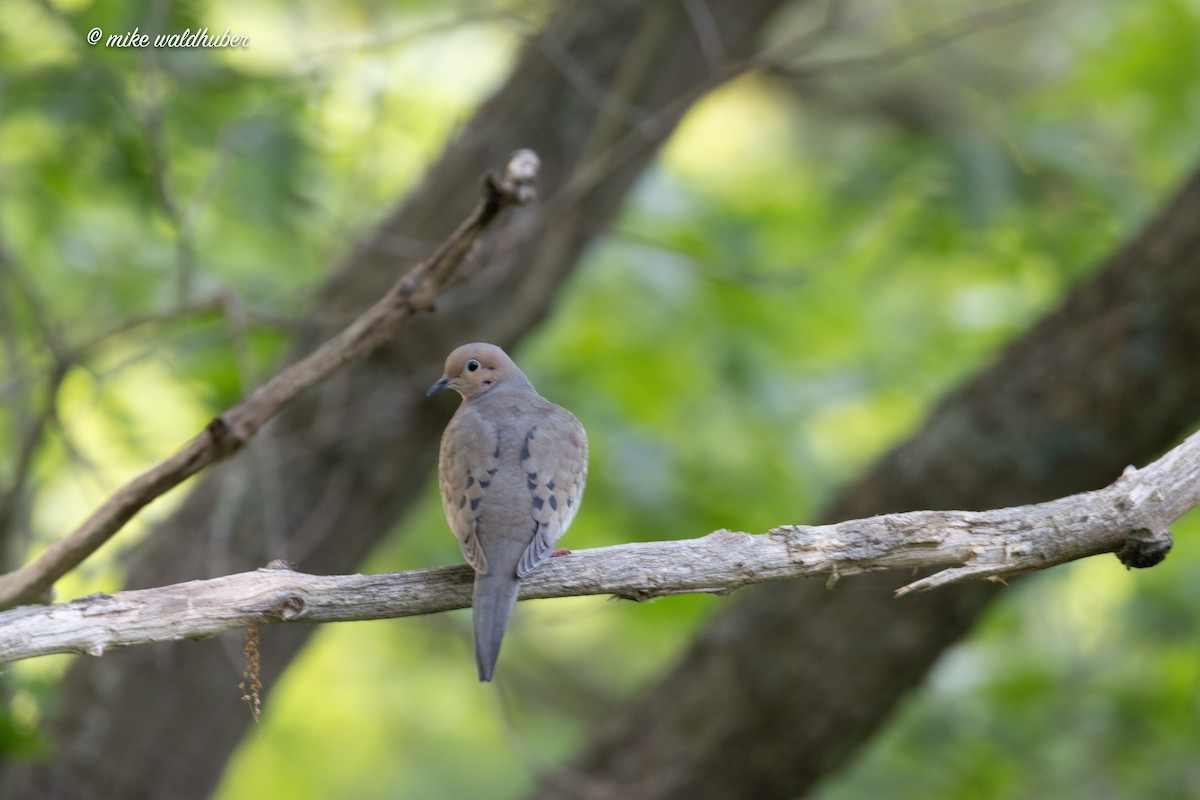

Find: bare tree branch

[0,361,68,556]
[2,425,1193,665]
[0,150,541,610]
[770,0,1044,79]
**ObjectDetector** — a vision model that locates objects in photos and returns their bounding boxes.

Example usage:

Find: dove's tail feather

[472,572,521,682]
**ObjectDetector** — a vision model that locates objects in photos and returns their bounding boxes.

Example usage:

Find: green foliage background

[1,0,1198,797]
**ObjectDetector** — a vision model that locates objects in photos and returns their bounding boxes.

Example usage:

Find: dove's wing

[515,404,588,578]
[438,406,501,574]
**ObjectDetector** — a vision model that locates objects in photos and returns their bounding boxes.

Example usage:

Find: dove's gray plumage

[428,343,587,682]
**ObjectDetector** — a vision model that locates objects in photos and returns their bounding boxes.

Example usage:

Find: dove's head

[427,342,531,401]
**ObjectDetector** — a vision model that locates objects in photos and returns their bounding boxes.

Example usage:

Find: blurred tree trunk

[529,166,1200,799]
[0,0,788,798]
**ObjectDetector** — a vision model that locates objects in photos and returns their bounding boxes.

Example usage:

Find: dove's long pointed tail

[472,571,521,682]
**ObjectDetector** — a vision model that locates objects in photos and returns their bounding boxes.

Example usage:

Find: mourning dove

[428,343,588,682]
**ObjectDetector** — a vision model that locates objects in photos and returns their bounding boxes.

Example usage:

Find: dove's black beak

[426,377,451,397]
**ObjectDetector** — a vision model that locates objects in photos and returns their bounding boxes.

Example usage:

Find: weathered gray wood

[2,427,1192,664]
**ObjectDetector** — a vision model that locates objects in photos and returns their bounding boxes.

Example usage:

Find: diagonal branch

[2,425,1195,665]
[0,150,542,611]
[770,0,1045,79]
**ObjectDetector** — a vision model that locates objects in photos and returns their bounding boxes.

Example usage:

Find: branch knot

[275,594,308,621]
[1116,527,1173,569]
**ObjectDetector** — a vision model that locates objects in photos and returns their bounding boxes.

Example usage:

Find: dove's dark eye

[466,360,480,372]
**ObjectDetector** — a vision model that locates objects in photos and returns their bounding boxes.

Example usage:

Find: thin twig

[0,362,68,536]
[0,150,541,610]
[769,0,1043,79]
[548,0,846,211]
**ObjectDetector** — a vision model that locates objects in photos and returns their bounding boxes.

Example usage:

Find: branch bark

[0,151,540,610]
[2,425,1194,664]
